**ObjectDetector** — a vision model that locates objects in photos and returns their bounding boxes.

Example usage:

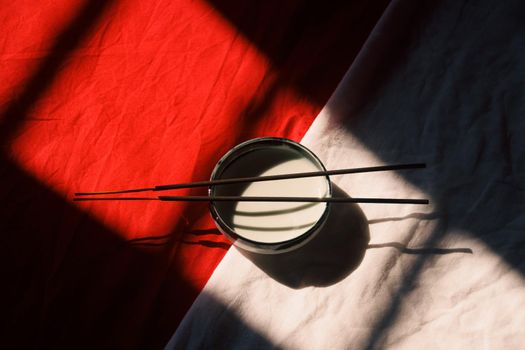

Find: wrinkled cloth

[1,1,388,348]
[167,0,525,348]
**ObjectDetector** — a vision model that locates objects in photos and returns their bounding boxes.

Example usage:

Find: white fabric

[167,0,525,348]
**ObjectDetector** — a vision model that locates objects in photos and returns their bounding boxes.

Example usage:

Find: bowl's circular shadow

[239,184,370,289]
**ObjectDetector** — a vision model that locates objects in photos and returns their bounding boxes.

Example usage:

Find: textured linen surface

[167,0,525,349]
[1,1,390,348]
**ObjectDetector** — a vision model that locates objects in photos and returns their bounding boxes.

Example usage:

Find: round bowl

[209,137,332,254]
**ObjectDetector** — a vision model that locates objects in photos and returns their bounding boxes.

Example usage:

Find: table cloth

[1,0,388,348]
[167,0,525,349]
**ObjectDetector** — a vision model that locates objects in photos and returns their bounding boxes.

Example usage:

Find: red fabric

[1,0,390,348]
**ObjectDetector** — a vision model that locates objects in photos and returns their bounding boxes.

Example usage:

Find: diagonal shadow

[0,150,266,350]
[367,242,473,255]
[206,0,392,106]
[0,0,115,145]
[166,292,280,349]
[206,0,393,138]
[0,153,198,349]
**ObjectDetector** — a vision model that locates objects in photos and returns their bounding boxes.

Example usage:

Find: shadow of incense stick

[368,242,473,255]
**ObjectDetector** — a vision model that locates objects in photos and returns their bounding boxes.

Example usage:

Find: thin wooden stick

[75,163,426,196]
[73,196,429,204]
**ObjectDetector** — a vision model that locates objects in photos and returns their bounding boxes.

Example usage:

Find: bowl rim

[208,137,332,253]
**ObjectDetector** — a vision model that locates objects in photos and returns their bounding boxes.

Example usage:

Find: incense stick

[75,163,426,196]
[73,196,429,204]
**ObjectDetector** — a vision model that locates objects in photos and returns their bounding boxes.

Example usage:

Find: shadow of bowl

[239,184,369,289]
